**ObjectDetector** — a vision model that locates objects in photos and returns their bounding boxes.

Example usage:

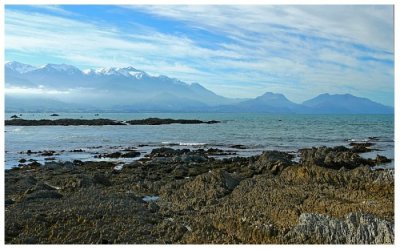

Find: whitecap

[179,142,206,146]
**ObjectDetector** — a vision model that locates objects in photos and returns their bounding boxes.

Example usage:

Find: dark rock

[5,118,127,126]
[349,142,374,153]
[121,151,140,158]
[5,199,15,206]
[18,159,26,163]
[96,152,122,158]
[230,144,247,149]
[44,157,56,161]
[50,113,59,116]
[73,160,84,166]
[375,155,391,165]
[10,115,19,119]
[25,190,63,200]
[41,150,55,156]
[205,148,235,156]
[93,173,112,186]
[70,149,85,152]
[206,120,220,124]
[172,167,188,179]
[253,150,294,175]
[299,146,369,170]
[126,118,220,125]
[149,147,190,157]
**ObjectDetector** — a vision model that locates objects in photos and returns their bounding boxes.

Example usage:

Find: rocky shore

[5,118,220,126]
[5,144,394,244]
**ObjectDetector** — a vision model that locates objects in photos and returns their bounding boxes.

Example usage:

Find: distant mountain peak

[257,92,289,101]
[88,67,147,79]
[5,61,37,74]
[39,63,82,74]
[302,93,393,114]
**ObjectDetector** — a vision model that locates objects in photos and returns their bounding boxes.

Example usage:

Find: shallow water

[4,113,394,169]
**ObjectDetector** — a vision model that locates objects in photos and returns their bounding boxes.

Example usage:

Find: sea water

[4,113,394,169]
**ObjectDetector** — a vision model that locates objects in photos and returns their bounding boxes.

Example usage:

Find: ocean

[4,112,394,169]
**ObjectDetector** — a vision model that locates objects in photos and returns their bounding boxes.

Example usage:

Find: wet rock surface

[5,146,394,244]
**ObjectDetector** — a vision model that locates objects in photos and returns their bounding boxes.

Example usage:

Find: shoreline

[5,145,394,244]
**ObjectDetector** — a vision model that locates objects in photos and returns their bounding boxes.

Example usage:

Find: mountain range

[5,61,394,114]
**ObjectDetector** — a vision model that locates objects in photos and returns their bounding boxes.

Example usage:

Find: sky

[4,5,394,106]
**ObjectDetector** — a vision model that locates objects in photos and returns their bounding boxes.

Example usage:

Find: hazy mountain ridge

[5,61,393,114]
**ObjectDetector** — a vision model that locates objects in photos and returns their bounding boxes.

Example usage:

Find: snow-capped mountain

[5,61,37,74]
[5,61,236,107]
[4,61,393,113]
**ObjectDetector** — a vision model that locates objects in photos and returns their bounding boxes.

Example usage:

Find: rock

[41,150,55,156]
[206,120,220,124]
[252,150,293,175]
[374,155,391,165]
[18,159,26,163]
[92,173,112,186]
[299,146,369,170]
[121,151,140,158]
[96,152,121,158]
[149,147,190,157]
[73,160,84,166]
[180,154,207,163]
[70,149,85,152]
[205,148,225,155]
[50,113,59,116]
[230,144,247,149]
[5,118,127,126]
[10,115,19,119]
[349,142,374,153]
[126,118,220,125]
[25,190,63,200]
[162,169,241,210]
[4,146,394,244]
[284,213,394,244]
[5,199,15,206]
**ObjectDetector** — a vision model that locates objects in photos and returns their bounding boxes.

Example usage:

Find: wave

[161,141,207,146]
[179,142,207,146]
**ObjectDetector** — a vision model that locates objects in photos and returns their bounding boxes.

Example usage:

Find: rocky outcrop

[5,119,126,126]
[251,150,294,175]
[284,213,394,244]
[161,169,241,211]
[127,118,220,125]
[5,146,394,244]
[298,146,390,169]
[5,118,220,126]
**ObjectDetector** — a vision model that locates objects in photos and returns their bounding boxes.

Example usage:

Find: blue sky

[5,5,394,106]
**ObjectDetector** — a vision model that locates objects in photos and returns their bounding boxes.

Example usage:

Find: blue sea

[4,113,394,169]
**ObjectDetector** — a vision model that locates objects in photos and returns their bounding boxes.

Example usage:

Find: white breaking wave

[179,142,206,146]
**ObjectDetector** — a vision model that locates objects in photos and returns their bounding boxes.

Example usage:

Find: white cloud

[5,5,394,105]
